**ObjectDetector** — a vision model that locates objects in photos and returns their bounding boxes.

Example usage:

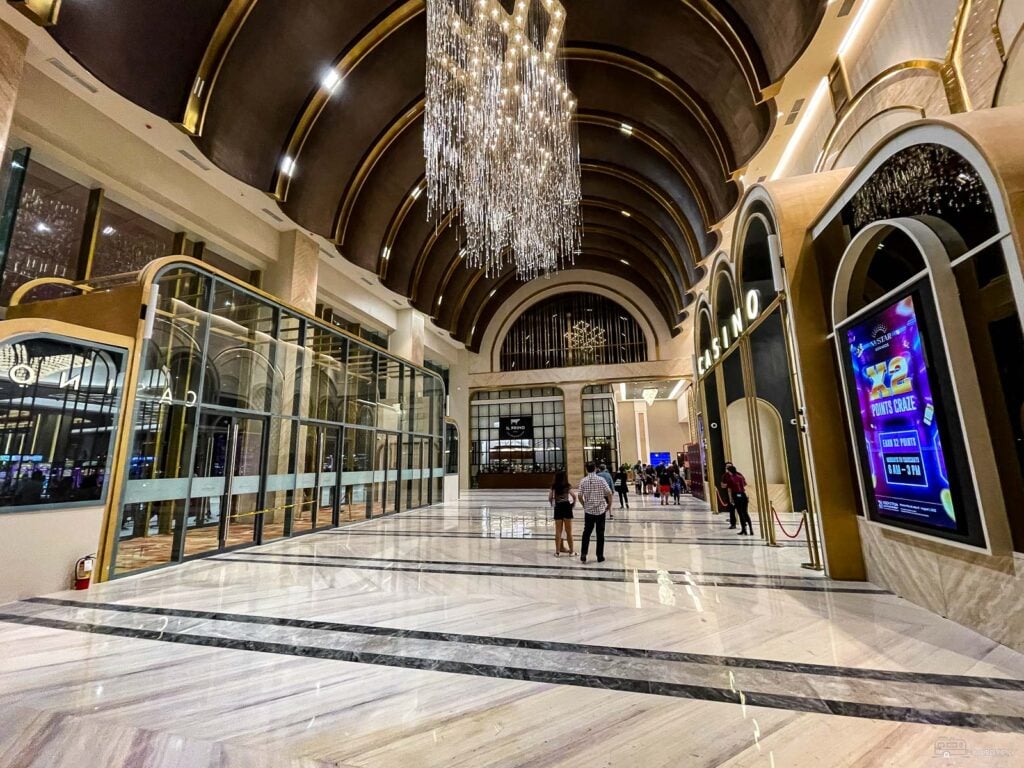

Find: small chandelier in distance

[424,0,582,281]
[641,388,659,407]
[564,320,605,353]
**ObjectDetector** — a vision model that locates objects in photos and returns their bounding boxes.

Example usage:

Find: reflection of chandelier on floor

[424,0,582,280]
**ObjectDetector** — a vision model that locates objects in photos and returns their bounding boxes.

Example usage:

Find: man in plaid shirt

[578,462,612,563]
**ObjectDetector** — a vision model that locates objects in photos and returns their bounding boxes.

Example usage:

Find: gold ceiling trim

[812,60,946,173]
[576,112,715,229]
[460,255,676,348]
[178,0,260,136]
[679,0,766,100]
[582,222,685,310]
[335,100,424,245]
[9,0,61,26]
[580,161,702,264]
[582,198,693,289]
[378,173,426,281]
[562,45,733,176]
[271,0,423,202]
[409,208,458,304]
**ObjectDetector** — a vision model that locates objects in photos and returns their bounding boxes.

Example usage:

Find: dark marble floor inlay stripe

[322,529,804,547]
[246,551,846,583]
[20,597,1022,692]
[210,554,881,594]
[2,609,1021,734]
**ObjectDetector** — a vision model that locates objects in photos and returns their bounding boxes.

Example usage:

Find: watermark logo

[934,738,1013,760]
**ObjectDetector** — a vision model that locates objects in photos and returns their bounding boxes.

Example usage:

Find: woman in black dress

[548,470,578,556]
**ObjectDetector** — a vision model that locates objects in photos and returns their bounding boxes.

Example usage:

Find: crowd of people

[547,459,690,562]
[548,458,754,561]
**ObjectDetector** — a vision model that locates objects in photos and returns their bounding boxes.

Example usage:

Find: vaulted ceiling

[42,0,826,350]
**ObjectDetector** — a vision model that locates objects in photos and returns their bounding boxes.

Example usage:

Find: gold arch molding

[562,45,733,175]
[271,0,423,201]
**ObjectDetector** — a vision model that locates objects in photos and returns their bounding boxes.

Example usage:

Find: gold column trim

[580,161,703,268]
[576,112,715,229]
[562,46,734,176]
[177,0,259,136]
[272,0,423,202]
[77,187,104,280]
[8,0,60,26]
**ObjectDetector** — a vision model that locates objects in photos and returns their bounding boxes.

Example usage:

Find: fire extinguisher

[74,555,96,590]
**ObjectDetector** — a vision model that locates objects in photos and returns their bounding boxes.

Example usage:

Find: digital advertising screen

[843,293,976,541]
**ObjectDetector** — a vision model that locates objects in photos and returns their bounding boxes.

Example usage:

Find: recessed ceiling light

[280,156,296,177]
[322,69,341,94]
[489,289,497,298]
[34,222,51,233]
[411,185,422,199]
[381,247,390,261]
[621,210,631,217]
[620,259,630,266]
[101,225,116,236]
[620,123,633,136]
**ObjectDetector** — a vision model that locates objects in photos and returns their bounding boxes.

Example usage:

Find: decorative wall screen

[500,293,647,371]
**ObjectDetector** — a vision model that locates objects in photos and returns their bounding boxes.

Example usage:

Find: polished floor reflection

[2,491,1024,767]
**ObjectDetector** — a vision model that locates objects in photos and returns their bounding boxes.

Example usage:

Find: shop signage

[499,416,533,440]
[696,289,761,376]
[844,295,957,532]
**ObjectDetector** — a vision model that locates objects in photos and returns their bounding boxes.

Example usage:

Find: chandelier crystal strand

[425,0,581,281]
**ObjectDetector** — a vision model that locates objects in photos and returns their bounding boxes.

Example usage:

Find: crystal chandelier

[424,0,582,281]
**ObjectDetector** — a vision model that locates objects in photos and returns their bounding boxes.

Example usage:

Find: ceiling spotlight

[620,123,633,136]
[620,259,630,266]
[621,210,631,217]
[322,69,341,94]
[101,225,116,236]
[381,247,391,261]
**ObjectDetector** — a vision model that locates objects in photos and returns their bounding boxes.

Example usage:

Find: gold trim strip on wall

[178,0,260,136]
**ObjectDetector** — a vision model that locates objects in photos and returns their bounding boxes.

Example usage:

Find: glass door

[316,427,340,529]
[372,431,401,517]
[296,424,342,532]
[185,411,265,557]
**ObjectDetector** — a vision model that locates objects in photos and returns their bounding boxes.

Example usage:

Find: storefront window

[470,388,565,486]
[108,262,445,577]
[445,422,459,475]
[0,159,89,304]
[582,387,618,470]
[0,335,126,511]
[91,196,175,278]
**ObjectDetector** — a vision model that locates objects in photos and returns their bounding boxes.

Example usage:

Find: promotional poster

[846,295,957,531]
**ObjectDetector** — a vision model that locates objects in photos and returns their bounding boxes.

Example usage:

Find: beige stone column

[0,20,27,159]
[389,308,425,366]
[560,381,585,479]
[265,229,318,314]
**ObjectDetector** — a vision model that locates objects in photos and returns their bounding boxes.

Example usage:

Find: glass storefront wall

[112,263,445,577]
[582,384,618,470]
[470,388,565,487]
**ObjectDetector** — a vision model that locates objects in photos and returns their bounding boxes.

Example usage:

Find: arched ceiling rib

[39,0,828,347]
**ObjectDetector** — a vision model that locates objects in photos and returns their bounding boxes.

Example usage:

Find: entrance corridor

[1,491,1023,767]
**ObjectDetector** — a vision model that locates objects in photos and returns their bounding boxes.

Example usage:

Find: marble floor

[2,491,1023,767]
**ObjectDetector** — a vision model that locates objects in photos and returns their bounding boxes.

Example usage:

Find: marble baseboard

[858,518,1024,654]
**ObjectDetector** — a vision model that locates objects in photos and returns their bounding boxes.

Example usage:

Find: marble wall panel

[857,518,1024,654]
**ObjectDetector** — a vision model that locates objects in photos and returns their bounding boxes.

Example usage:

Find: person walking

[670,472,682,505]
[548,471,577,556]
[578,462,612,563]
[633,462,643,494]
[722,463,753,535]
[614,464,630,510]
[597,463,615,519]
[657,466,671,506]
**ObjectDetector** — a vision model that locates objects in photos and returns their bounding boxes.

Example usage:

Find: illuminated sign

[499,416,533,440]
[697,289,761,376]
[845,296,956,531]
